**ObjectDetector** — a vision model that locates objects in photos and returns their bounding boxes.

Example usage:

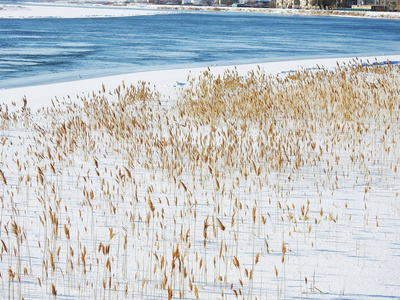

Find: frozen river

[1,7,400,88]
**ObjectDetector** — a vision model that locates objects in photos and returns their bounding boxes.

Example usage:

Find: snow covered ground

[1,55,400,299]
[1,2,400,19]
[1,55,399,110]
[0,1,400,19]
[0,3,176,18]
[149,3,400,19]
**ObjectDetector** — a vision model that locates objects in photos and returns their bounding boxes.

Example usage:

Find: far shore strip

[1,55,400,110]
[1,2,400,19]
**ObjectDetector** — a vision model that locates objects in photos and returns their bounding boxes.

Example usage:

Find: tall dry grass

[0,60,399,299]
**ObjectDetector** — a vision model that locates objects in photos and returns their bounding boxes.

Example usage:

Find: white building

[275,0,319,8]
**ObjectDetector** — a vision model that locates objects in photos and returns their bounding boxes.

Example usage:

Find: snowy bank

[0,3,176,19]
[1,55,400,110]
[2,2,400,19]
[0,54,400,300]
[146,4,400,19]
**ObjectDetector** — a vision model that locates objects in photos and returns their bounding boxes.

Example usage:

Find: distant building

[300,0,319,8]
[253,0,274,6]
[346,0,357,7]
[276,0,319,8]
[275,0,298,8]
[353,0,398,9]
[181,0,225,4]
[214,0,235,5]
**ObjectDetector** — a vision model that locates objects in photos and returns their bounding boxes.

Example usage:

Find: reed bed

[0,61,399,299]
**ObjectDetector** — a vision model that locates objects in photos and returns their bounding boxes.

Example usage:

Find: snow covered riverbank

[1,55,400,109]
[1,56,400,299]
[0,2,176,18]
[1,2,400,19]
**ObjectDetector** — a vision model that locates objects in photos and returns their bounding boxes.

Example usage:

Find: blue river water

[1,6,400,88]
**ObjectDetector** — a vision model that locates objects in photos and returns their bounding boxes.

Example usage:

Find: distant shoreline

[1,2,400,19]
[140,3,400,19]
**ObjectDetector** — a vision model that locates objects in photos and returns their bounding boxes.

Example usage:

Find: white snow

[0,3,176,19]
[2,2,400,19]
[0,55,399,299]
[1,55,400,110]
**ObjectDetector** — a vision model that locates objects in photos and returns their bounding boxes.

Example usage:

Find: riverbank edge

[2,55,400,110]
[2,2,400,19]
[137,3,400,19]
